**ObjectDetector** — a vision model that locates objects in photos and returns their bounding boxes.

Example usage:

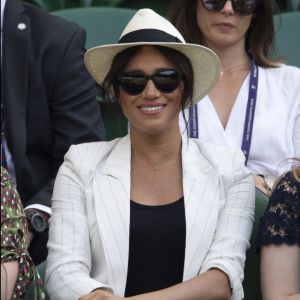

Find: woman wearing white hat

[46,8,255,300]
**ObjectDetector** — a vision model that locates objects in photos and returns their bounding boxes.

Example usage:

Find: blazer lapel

[181,137,222,280]
[92,136,131,296]
[2,0,30,180]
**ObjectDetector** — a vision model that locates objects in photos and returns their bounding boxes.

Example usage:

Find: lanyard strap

[241,60,259,164]
[188,60,259,165]
[188,105,198,138]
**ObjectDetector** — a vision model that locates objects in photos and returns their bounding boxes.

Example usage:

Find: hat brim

[84,42,220,106]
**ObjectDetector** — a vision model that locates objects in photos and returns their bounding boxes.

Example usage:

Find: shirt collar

[1,0,6,30]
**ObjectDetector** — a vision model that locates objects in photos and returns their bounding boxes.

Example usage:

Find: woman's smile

[138,104,167,115]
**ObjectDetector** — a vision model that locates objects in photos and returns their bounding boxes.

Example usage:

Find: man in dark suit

[1,0,105,264]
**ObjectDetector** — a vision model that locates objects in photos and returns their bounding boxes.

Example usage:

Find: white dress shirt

[1,0,6,43]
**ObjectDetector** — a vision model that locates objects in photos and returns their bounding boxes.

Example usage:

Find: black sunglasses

[201,0,258,16]
[116,69,182,96]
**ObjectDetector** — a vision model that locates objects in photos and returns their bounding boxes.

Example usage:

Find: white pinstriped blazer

[45,135,255,300]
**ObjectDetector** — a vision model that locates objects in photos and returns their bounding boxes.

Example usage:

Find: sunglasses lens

[153,70,181,93]
[118,69,181,95]
[119,72,147,95]
[202,0,225,11]
[235,0,257,15]
[202,0,257,15]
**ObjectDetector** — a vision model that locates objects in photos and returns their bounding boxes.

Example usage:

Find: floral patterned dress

[257,170,300,248]
[1,167,45,299]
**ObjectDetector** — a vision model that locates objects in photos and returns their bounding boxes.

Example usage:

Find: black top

[125,197,186,297]
[257,171,300,249]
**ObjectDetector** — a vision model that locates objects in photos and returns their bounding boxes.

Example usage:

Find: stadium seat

[273,11,300,67]
[243,188,269,300]
[51,7,136,49]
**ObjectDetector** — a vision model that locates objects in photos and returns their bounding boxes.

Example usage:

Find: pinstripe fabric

[45,135,255,300]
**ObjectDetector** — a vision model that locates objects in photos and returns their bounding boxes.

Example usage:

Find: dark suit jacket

[1,0,105,263]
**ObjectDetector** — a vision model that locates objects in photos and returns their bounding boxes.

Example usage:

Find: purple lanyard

[188,60,259,165]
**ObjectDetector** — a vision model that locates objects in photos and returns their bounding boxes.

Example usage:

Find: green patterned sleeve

[1,167,45,299]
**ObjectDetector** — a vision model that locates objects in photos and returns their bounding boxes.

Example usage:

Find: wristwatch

[258,174,274,192]
[25,209,49,237]
[263,175,274,191]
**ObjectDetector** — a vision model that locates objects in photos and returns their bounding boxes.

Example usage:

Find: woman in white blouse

[169,0,300,195]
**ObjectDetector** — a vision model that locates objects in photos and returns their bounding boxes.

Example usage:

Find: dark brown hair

[168,0,282,68]
[102,45,194,127]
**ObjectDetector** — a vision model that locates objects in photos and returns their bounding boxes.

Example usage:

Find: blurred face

[196,0,253,49]
[118,46,184,136]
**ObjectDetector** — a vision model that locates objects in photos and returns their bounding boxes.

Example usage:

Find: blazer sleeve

[49,24,105,182]
[50,24,105,157]
[45,146,110,300]
[199,149,255,300]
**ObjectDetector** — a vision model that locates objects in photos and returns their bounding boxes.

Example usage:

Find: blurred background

[23,0,300,15]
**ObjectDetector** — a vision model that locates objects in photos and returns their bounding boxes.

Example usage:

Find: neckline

[130,196,184,210]
[207,70,251,132]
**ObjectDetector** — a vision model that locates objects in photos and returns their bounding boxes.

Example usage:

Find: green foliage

[92,0,124,6]
[26,0,126,11]
[119,0,171,15]
[30,0,61,11]
[24,0,300,13]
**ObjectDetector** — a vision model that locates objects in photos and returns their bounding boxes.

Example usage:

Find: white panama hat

[84,8,220,106]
